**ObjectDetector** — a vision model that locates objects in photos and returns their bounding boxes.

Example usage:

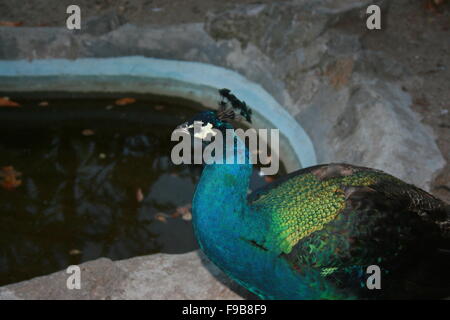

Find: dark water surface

[0,96,283,286]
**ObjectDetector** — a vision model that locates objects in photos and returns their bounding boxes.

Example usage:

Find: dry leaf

[136,188,144,202]
[181,212,192,221]
[0,97,20,107]
[69,249,82,255]
[38,101,49,107]
[264,176,276,183]
[0,166,22,190]
[172,204,192,220]
[170,212,181,218]
[115,97,136,106]
[0,21,23,27]
[155,212,168,223]
[81,129,95,136]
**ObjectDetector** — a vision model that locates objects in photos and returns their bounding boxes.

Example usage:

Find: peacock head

[172,89,257,166]
[175,88,252,141]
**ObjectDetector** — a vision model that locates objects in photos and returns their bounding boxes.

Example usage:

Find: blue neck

[191,133,334,299]
[192,135,253,252]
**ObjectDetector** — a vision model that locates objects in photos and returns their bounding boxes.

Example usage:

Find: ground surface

[1,0,448,201]
[0,0,274,26]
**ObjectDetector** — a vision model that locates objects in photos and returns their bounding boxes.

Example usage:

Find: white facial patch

[189,121,217,140]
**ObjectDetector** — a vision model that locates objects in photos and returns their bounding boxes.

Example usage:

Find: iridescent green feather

[247,164,449,298]
[250,169,386,254]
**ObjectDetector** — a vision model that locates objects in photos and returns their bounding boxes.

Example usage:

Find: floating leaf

[81,129,95,136]
[264,176,276,183]
[155,212,168,223]
[69,249,82,255]
[181,212,192,221]
[0,97,20,107]
[170,211,181,218]
[115,97,136,106]
[0,166,22,190]
[136,188,144,202]
[171,203,192,221]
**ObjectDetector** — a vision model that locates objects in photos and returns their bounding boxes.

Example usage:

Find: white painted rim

[0,56,317,169]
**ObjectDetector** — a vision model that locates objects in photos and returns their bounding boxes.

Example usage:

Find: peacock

[175,89,450,300]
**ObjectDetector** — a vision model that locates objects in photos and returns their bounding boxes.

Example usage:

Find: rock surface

[0,0,444,190]
[0,251,252,300]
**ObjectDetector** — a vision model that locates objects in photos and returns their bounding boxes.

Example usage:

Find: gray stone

[204,0,444,189]
[79,10,127,36]
[0,258,126,300]
[0,251,249,300]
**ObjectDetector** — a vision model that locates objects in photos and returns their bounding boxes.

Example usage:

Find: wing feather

[246,163,449,298]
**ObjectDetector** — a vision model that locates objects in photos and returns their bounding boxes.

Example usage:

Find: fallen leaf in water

[155,212,168,223]
[0,97,20,107]
[171,204,192,220]
[0,166,22,190]
[115,97,136,106]
[181,212,192,221]
[136,188,144,202]
[264,176,276,183]
[69,249,82,256]
[0,21,23,27]
[81,129,95,136]
[38,101,49,107]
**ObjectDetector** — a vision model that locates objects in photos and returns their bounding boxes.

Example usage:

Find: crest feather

[217,88,252,123]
